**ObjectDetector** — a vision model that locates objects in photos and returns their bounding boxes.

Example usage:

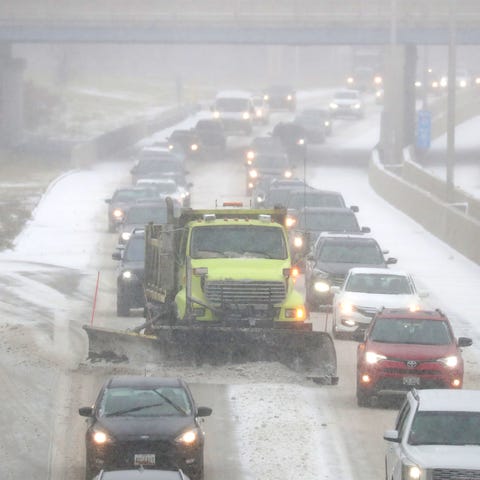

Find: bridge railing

[1,0,480,26]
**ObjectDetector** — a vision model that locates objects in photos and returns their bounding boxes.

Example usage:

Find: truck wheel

[116,295,130,317]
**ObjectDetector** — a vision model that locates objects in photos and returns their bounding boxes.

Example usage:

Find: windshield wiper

[152,390,188,416]
[105,402,167,417]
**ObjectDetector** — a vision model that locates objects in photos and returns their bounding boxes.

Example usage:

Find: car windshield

[334,91,358,100]
[288,192,345,209]
[100,386,192,417]
[297,211,359,232]
[369,318,453,345]
[196,121,222,133]
[123,236,145,262]
[345,273,412,294]
[255,154,289,169]
[124,206,167,225]
[318,241,384,264]
[215,98,249,111]
[190,225,287,259]
[112,189,155,203]
[408,412,480,446]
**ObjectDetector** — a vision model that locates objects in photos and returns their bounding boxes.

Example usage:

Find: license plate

[134,454,155,466]
[403,376,420,386]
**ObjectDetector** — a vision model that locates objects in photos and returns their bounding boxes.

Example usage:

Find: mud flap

[83,324,338,384]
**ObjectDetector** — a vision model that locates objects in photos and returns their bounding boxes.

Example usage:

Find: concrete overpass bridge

[0,0,479,150]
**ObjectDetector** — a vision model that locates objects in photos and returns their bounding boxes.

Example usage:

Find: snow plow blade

[83,324,338,384]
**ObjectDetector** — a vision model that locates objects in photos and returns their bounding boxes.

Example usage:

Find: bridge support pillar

[380,45,417,164]
[0,44,26,147]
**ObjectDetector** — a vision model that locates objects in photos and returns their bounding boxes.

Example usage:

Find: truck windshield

[190,225,287,259]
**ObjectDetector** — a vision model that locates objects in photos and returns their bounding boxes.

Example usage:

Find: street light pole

[446,0,456,201]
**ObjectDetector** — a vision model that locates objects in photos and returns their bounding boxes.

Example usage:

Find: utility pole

[446,0,456,201]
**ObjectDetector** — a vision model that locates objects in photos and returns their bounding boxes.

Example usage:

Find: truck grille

[433,469,480,480]
[205,280,286,305]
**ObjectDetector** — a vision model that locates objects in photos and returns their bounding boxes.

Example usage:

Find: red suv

[355,308,472,407]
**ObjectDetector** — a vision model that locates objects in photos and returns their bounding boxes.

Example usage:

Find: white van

[212,90,255,135]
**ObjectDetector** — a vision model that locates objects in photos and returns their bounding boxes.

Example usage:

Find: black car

[289,206,370,260]
[304,233,397,310]
[245,136,286,165]
[271,121,306,162]
[79,376,212,480]
[94,468,190,479]
[246,152,293,193]
[131,156,186,185]
[105,186,158,232]
[167,130,201,160]
[193,119,226,154]
[117,201,169,246]
[294,108,332,141]
[263,85,296,111]
[113,229,146,317]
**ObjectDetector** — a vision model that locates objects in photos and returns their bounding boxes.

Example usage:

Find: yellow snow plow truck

[84,201,338,383]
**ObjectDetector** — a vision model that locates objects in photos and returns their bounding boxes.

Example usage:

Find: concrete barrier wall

[70,104,193,168]
[401,153,480,223]
[369,151,480,264]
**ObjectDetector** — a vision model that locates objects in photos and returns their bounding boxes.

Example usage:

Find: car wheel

[116,293,130,317]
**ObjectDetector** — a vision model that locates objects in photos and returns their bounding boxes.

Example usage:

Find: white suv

[384,389,480,480]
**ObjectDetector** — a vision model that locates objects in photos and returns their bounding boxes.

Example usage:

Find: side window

[395,401,411,439]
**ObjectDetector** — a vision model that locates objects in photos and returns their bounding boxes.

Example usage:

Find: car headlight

[92,429,112,445]
[175,428,199,446]
[293,236,303,248]
[249,169,258,179]
[122,270,133,280]
[242,111,250,120]
[347,77,354,84]
[440,77,448,87]
[340,302,354,314]
[438,355,459,368]
[365,351,387,364]
[353,103,361,109]
[213,110,220,118]
[414,80,422,88]
[284,170,292,178]
[112,208,124,219]
[297,138,305,146]
[324,120,330,127]
[409,303,420,312]
[403,463,423,480]
[287,95,293,101]
[255,108,263,117]
[314,281,330,293]
[374,75,383,85]
[263,94,269,101]
[459,79,467,88]
[475,77,480,85]
[246,150,255,160]
[190,143,199,151]
[431,81,439,88]
[121,232,131,241]
[329,102,338,109]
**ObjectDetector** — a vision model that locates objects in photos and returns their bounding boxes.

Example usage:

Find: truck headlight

[403,464,423,480]
[353,103,361,109]
[287,95,293,101]
[285,307,306,320]
[121,232,131,242]
[297,138,305,146]
[263,94,269,101]
[314,281,330,293]
[242,111,250,120]
[347,77,354,84]
[246,150,255,160]
[293,236,303,248]
[249,169,258,179]
[284,170,292,178]
[438,355,458,368]
[190,143,199,151]
[329,102,338,109]
[213,110,220,118]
